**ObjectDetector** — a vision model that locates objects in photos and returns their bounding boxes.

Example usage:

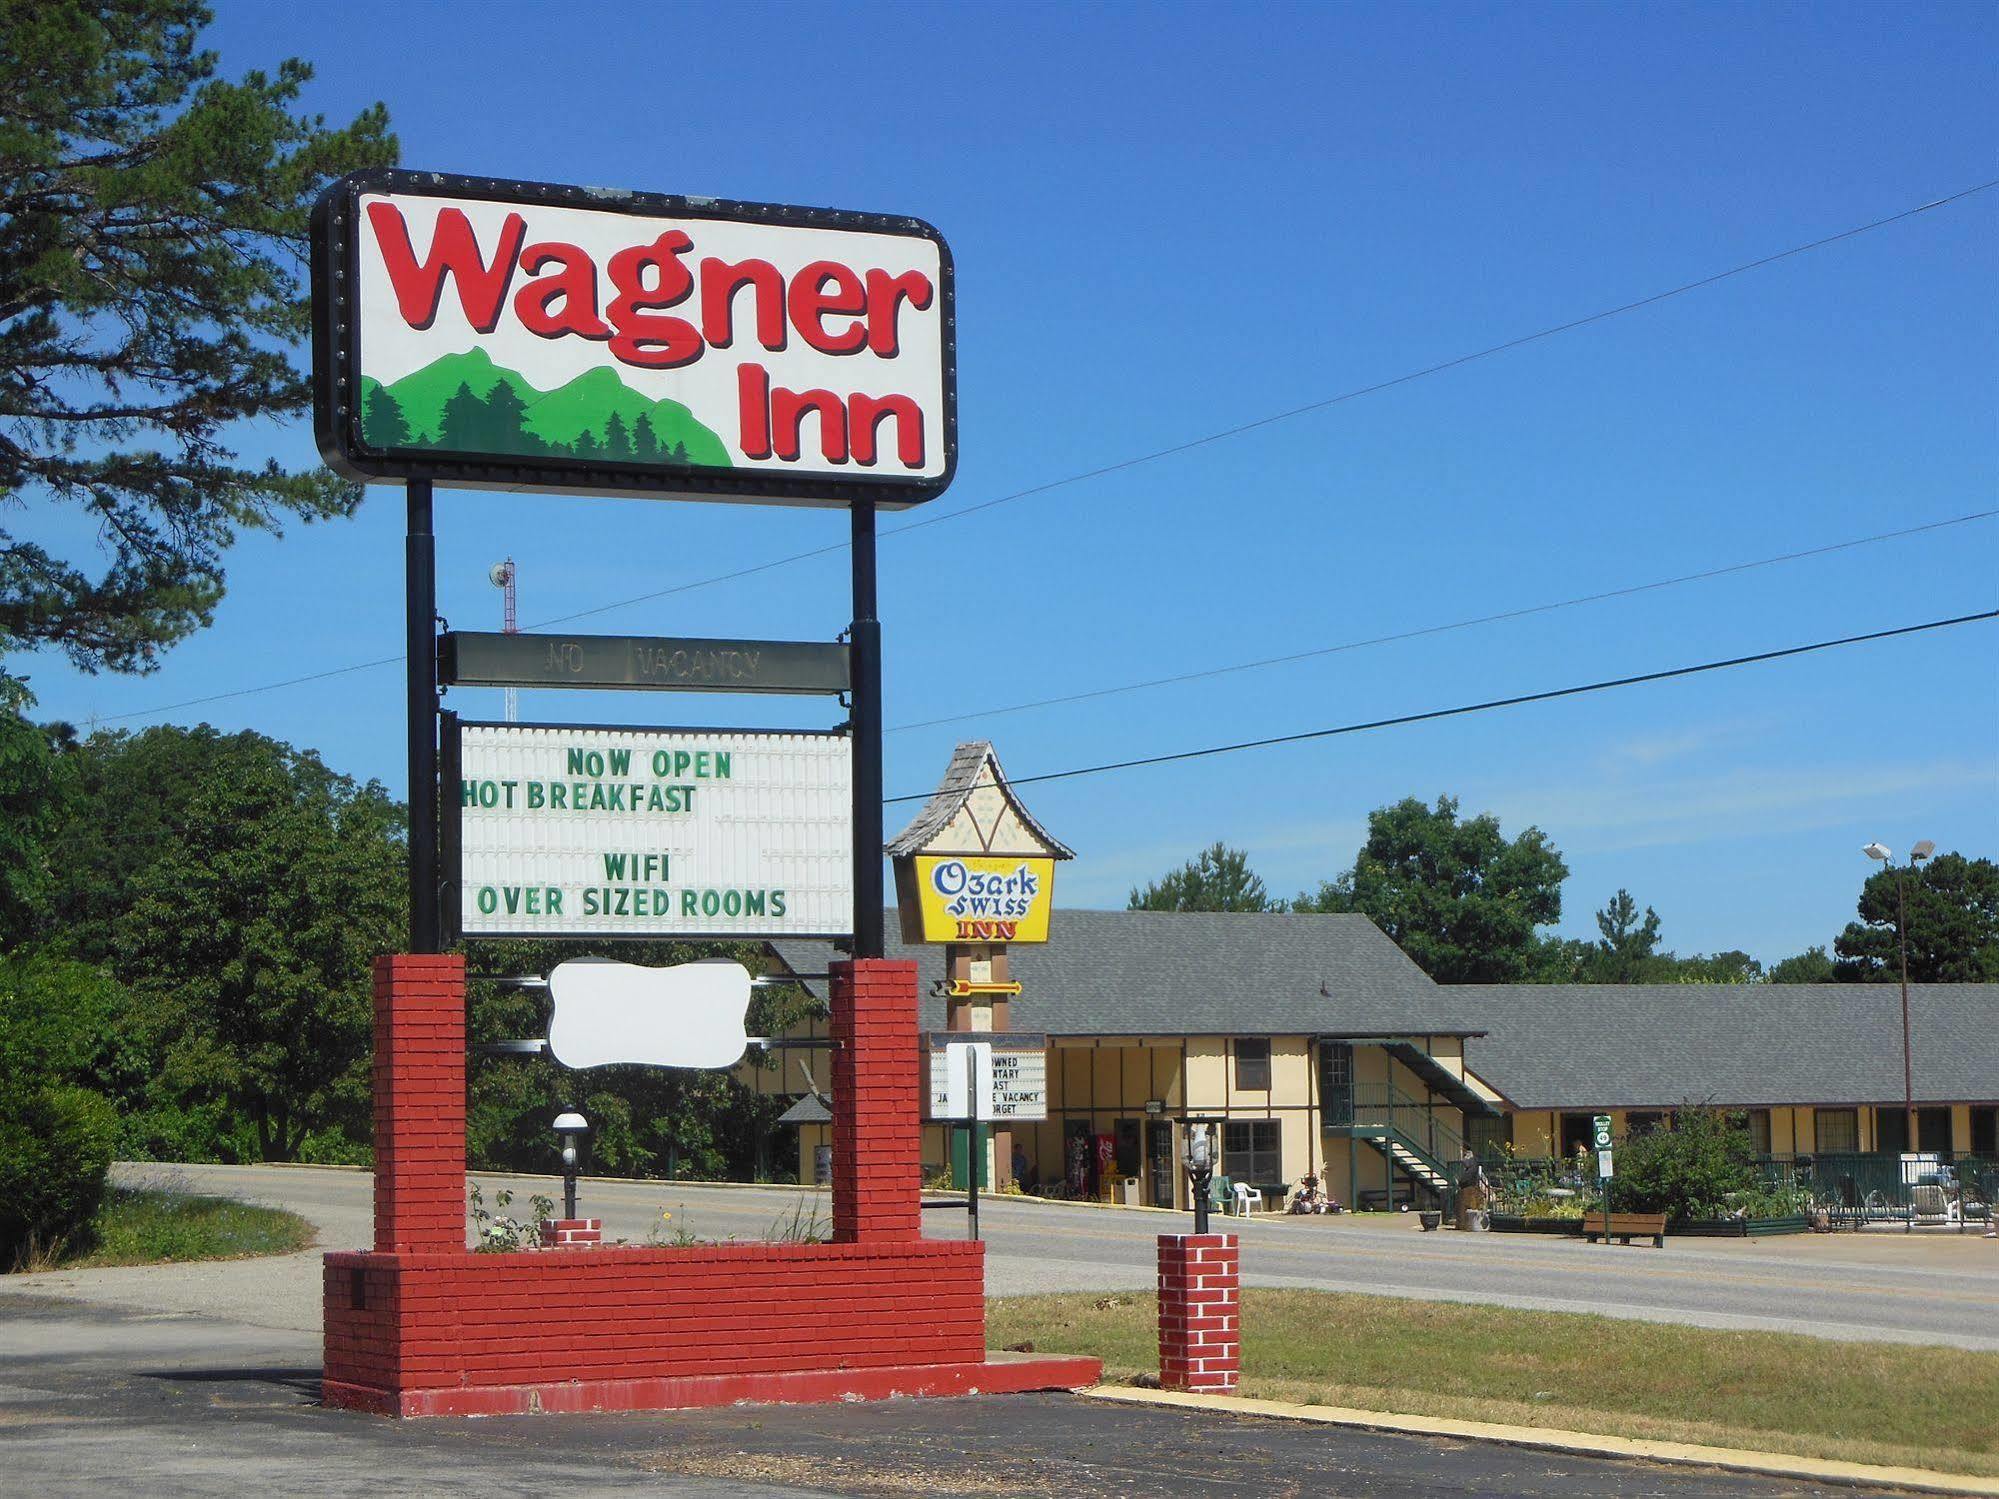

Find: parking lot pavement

[36,1163,1994,1353]
[0,1294,1926,1499]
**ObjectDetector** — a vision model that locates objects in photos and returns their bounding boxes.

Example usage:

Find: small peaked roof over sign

[776,1091,832,1125]
[885,741,1074,860]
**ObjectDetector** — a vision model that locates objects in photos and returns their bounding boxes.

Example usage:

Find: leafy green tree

[110,737,404,1160]
[0,0,395,674]
[1834,852,1999,983]
[1296,796,1567,983]
[0,683,75,946]
[0,951,128,1261]
[1768,945,1835,984]
[40,724,277,963]
[1129,842,1280,912]
[1612,1106,1758,1219]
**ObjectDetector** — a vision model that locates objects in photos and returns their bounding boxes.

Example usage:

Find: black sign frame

[310,168,957,510]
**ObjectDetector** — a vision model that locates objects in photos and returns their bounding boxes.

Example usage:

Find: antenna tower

[490,558,518,722]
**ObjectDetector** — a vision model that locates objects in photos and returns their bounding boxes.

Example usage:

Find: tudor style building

[755,911,1999,1210]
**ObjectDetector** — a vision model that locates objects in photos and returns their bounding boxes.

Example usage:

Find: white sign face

[925,1033,1047,1122]
[456,724,851,936]
[1597,1149,1614,1180]
[546,958,751,1071]
[320,174,954,507]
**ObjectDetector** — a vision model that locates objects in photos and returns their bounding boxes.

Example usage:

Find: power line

[886,608,1999,803]
[886,509,1997,733]
[90,178,1998,728]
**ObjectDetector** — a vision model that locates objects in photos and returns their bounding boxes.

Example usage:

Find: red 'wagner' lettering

[367,203,526,332]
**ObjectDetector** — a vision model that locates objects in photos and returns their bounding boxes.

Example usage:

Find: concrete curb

[1083,1385,1999,1497]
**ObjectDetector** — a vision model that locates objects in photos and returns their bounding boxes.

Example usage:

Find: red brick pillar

[372,953,466,1252]
[1158,1233,1239,1393]
[830,957,922,1243]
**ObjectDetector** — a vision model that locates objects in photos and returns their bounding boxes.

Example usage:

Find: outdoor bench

[1582,1211,1668,1247]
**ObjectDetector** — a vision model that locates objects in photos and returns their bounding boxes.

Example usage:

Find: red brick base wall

[1157,1233,1238,1393]
[324,1239,986,1409]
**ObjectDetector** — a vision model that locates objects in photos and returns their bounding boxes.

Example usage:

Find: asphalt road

[0,1294,1922,1498]
[19,1162,1993,1352]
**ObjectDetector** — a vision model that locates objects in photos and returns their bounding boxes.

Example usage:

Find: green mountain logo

[358,348,732,469]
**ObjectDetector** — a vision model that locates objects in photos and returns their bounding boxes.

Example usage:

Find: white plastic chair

[1232,1181,1264,1216]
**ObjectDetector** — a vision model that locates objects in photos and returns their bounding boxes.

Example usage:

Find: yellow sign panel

[911,856,1056,943]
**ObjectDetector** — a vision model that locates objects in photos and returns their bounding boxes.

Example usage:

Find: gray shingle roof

[1453,983,1999,1109]
[771,909,1472,1037]
[883,741,1074,858]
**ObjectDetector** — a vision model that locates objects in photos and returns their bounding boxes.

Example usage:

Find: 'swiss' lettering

[364,201,935,469]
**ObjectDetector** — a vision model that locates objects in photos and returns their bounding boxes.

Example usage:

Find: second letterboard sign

[454,723,853,938]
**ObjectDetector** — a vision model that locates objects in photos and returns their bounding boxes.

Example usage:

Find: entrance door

[1146,1120,1175,1207]
[1319,1042,1353,1127]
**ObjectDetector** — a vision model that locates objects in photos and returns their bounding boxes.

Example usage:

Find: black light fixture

[1184,1119,1215,1234]
[553,1108,590,1220]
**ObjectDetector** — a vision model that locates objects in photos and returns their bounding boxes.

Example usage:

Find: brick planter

[1157,1233,1238,1394]
[538,1218,602,1248]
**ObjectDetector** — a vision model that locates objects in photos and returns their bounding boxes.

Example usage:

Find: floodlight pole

[1894,868,1914,1163]
[406,478,439,954]
[850,499,884,959]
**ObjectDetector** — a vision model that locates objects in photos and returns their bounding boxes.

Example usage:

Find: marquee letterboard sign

[312,169,955,507]
[453,723,852,938]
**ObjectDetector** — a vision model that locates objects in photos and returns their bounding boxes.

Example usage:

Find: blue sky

[26,1,1997,964]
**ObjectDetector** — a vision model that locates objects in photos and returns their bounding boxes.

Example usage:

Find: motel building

[758,911,1999,1211]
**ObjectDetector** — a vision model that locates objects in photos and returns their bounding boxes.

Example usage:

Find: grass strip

[68,1186,316,1268]
[988,1289,1999,1478]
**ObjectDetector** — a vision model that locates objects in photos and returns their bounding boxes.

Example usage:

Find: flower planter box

[1487,1214,1582,1234]
[1666,1215,1810,1238]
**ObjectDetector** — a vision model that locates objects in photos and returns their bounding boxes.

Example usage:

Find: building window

[1816,1108,1859,1154]
[1466,1114,1509,1159]
[1559,1113,1595,1158]
[1223,1119,1282,1186]
[1974,1107,1997,1157]
[1625,1111,1665,1138]
[1918,1106,1951,1153]
[1234,1038,1271,1092]
[1748,1109,1772,1157]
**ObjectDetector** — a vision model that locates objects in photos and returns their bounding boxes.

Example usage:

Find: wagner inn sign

[314,172,955,506]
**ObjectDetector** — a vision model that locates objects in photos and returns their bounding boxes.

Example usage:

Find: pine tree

[483,382,534,455]
[633,412,661,463]
[362,385,412,448]
[604,411,633,461]
[0,1,395,674]
[574,429,602,460]
[438,382,487,452]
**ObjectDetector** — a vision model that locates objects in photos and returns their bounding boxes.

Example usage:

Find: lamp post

[1185,1120,1214,1234]
[553,1109,589,1221]
[1862,840,1934,1157]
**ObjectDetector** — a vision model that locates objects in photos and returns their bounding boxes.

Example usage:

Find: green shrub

[1613,1106,1757,1220]
[0,1085,118,1265]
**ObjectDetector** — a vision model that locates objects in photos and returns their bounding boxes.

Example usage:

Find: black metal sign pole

[849,499,884,959]
[406,478,440,954]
